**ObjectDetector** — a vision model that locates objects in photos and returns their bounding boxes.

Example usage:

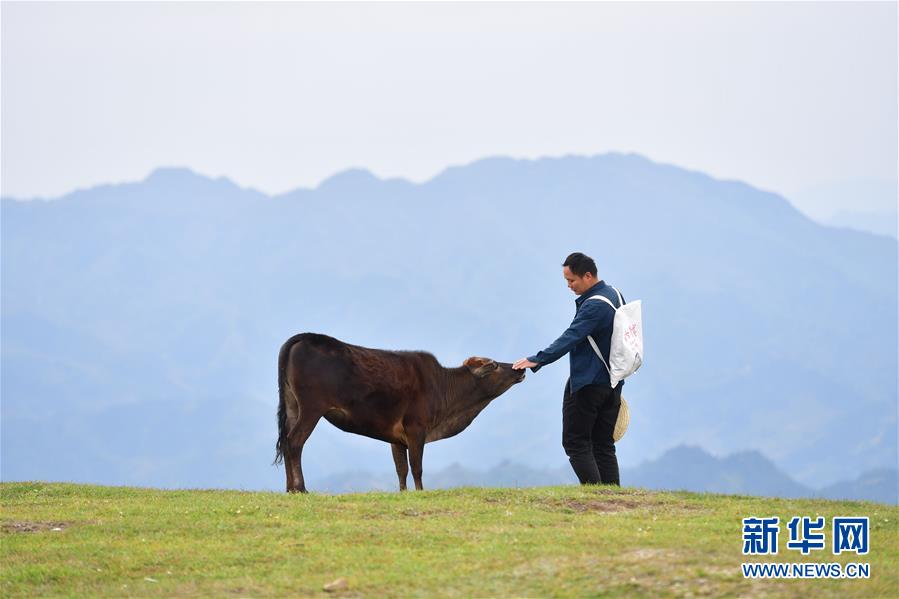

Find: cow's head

[463,356,526,398]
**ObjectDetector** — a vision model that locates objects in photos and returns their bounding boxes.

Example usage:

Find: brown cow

[274,333,525,493]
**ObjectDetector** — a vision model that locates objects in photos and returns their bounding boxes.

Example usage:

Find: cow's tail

[274,335,301,465]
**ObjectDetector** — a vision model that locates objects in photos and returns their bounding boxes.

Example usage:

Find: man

[513,252,624,486]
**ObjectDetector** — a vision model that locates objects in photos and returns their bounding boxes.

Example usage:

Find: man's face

[563,266,594,295]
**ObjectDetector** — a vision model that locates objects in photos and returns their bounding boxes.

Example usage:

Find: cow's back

[283,333,355,392]
[283,333,441,403]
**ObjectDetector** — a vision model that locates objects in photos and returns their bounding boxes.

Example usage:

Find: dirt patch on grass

[358,508,461,520]
[588,486,651,496]
[561,499,643,513]
[2,521,70,533]
[534,496,654,514]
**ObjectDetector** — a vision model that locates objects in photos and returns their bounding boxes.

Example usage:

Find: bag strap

[587,335,611,376]
[585,295,617,309]
[611,286,624,307]
[584,289,623,376]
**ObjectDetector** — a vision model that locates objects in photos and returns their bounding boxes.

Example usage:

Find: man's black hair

[562,252,597,277]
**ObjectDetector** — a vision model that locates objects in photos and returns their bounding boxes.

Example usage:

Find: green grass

[1,482,896,597]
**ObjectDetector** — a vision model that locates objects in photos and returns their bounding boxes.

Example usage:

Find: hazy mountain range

[823,209,898,239]
[793,178,897,239]
[2,153,896,502]
[315,445,897,504]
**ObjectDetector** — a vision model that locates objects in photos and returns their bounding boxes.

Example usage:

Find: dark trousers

[562,380,621,485]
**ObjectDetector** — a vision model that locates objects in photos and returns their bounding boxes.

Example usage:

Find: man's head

[562,252,598,295]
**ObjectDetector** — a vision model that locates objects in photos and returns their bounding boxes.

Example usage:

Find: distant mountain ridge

[824,209,898,239]
[2,153,896,496]
[314,445,898,504]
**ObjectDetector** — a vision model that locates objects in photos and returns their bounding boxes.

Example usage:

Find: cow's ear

[464,357,491,377]
[463,357,485,368]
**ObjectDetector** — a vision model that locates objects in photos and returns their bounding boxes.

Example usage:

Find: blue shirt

[527,280,624,394]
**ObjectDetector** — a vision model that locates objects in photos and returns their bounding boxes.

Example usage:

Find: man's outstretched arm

[512,302,610,372]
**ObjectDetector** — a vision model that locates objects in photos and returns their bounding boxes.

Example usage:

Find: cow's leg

[286,411,323,493]
[284,443,297,491]
[391,443,409,491]
[406,431,427,490]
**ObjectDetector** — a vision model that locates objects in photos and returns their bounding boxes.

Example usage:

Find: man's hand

[513,358,537,370]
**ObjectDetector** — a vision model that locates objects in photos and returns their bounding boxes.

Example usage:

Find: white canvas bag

[585,287,643,387]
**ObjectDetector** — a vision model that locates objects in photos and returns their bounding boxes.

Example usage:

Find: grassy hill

[2,482,896,597]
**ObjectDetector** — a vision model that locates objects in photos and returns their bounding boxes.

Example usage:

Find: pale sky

[2,2,896,217]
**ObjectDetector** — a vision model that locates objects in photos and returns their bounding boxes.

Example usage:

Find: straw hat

[613,396,630,442]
